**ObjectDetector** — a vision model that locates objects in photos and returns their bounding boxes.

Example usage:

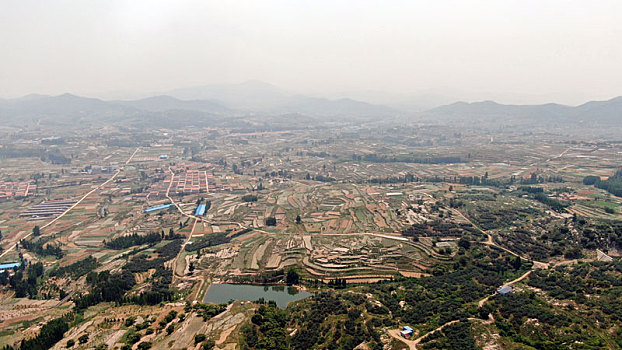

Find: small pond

[203,283,313,309]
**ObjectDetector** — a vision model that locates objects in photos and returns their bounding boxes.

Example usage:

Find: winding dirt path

[388,207,542,349]
[477,269,532,307]
[452,208,549,265]
[390,315,498,350]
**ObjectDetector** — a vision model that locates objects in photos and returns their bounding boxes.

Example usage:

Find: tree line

[584,170,622,197]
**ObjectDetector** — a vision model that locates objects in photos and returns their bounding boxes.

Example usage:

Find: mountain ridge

[424,97,621,124]
[1,84,620,127]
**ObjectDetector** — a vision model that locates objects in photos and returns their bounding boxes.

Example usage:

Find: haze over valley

[1,1,621,350]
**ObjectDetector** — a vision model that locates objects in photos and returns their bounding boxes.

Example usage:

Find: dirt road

[477,269,532,307]
[0,147,140,259]
[387,328,418,350]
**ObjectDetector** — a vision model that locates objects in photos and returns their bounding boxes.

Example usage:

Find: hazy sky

[1,0,622,105]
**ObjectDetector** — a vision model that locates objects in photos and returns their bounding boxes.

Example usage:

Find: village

[0,120,620,349]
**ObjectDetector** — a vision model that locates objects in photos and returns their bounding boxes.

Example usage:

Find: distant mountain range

[0,93,136,124]
[0,81,620,128]
[0,81,398,127]
[424,97,622,125]
[162,80,399,117]
[115,95,231,114]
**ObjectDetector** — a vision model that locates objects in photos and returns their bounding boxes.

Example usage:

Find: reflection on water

[203,283,313,309]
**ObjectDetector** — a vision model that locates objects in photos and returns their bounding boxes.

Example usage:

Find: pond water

[203,283,313,308]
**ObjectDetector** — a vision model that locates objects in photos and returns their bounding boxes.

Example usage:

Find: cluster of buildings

[172,170,209,194]
[0,181,36,199]
[146,169,210,198]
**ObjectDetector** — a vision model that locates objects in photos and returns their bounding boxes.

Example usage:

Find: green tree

[286,269,300,285]
[194,334,206,344]
[458,237,470,250]
[202,339,216,350]
[583,175,600,185]
[137,342,152,350]
[512,256,522,270]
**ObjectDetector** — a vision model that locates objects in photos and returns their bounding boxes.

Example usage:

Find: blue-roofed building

[195,204,206,216]
[0,262,21,271]
[159,154,168,159]
[497,286,513,295]
[144,203,174,213]
[400,326,414,338]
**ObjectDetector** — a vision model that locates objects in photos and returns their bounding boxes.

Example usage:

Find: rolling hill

[423,97,622,126]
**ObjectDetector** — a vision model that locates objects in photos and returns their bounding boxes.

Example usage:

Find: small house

[400,326,414,338]
[497,286,513,295]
